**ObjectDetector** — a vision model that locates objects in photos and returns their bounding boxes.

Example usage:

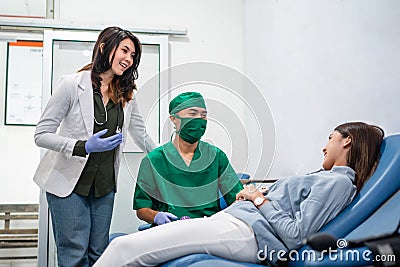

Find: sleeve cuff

[133,202,153,210]
[258,200,280,220]
[73,140,88,157]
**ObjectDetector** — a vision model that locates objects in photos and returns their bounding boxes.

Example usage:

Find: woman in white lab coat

[33,26,156,267]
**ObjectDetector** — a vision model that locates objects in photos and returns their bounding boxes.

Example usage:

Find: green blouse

[133,141,243,219]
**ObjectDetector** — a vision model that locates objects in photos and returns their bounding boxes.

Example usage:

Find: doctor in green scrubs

[133,92,243,225]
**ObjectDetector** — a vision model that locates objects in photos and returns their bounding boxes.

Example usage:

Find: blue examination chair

[161,134,400,267]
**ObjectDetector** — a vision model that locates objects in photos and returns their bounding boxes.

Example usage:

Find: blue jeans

[46,188,115,267]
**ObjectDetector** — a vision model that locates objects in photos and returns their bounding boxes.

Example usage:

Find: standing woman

[33,26,156,267]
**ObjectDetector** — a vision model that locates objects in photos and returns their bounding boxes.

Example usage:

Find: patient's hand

[236,184,266,202]
[260,186,269,195]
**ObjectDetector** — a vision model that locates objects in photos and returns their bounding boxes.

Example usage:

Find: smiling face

[108,38,135,76]
[322,130,351,170]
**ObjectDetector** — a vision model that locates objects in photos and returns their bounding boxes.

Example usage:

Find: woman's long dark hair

[334,122,384,192]
[79,26,142,106]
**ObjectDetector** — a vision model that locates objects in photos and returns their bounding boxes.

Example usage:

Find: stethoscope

[93,89,122,133]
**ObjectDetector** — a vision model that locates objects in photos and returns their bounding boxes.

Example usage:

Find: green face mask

[175,115,207,144]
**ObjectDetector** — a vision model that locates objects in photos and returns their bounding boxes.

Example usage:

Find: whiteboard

[5,41,43,125]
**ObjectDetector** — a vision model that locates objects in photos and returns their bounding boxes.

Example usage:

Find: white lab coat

[33,70,156,197]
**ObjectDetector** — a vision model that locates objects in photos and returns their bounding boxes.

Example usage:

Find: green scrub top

[133,141,243,219]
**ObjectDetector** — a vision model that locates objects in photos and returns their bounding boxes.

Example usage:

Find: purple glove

[154,212,178,225]
[85,129,123,154]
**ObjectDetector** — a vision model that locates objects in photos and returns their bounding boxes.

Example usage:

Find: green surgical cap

[169,92,206,114]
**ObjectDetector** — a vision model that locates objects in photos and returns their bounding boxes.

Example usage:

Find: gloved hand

[85,129,123,154]
[154,212,178,225]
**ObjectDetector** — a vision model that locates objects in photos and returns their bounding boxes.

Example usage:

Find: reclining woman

[94,122,384,267]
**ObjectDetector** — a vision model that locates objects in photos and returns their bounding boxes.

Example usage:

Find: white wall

[58,0,243,69]
[243,0,400,178]
[0,0,45,17]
